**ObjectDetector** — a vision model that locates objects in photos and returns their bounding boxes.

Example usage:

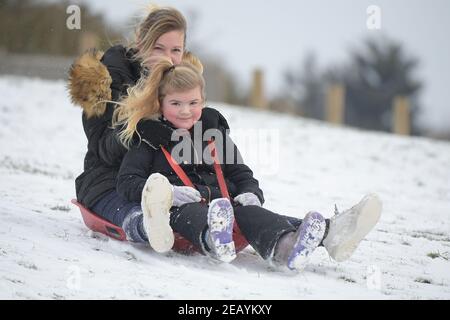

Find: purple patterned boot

[273,211,326,271]
[205,198,236,263]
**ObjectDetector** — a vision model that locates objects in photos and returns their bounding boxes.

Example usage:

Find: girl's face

[148,30,184,66]
[161,87,204,130]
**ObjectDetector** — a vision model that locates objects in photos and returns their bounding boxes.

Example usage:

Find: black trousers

[170,203,302,259]
[92,191,304,258]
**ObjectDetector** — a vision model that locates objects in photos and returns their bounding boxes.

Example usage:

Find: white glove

[234,193,261,207]
[172,185,202,207]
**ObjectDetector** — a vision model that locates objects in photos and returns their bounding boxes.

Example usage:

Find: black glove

[135,119,174,149]
[201,107,230,131]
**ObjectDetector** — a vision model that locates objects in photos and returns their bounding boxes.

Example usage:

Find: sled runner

[72,199,126,241]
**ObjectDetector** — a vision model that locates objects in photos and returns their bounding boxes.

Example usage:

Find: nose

[164,50,173,63]
[165,50,182,66]
[179,104,191,114]
[160,49,178,65]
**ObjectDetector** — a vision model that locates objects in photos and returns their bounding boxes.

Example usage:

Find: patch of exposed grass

[410,231,449,243]
[427,252,440,259]
[414,277,432,284]
[18,261,38,270]
[50,205,71,212]
[339,276,356,283]
[427,251,448,260]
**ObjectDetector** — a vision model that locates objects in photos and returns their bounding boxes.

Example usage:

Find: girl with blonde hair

[112,56,382,270]
[71,6,229,226]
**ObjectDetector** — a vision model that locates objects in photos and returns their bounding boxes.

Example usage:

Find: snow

[0,76,449,299]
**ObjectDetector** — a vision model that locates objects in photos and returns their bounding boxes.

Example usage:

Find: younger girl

[112,56,382,270]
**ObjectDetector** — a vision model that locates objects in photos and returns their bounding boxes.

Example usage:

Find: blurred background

[1,0,449,139]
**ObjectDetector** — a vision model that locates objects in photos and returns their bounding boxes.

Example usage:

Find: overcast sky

[59,0,450,131]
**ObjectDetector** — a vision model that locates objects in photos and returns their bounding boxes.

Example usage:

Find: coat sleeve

[81,104,127,167]
[222,130,265,205]
[116,142,155,202]
[97,124,127,167]
[101,45,136,101]
[84,45,136,166]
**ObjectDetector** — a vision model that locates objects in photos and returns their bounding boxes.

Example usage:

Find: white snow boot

[322,193,382,262]
[141,173,174,253]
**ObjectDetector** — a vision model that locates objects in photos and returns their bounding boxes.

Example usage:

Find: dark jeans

[91,191,146,242]
[91,191,304,259]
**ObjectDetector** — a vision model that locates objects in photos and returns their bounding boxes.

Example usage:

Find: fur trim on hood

[68,49,112,118]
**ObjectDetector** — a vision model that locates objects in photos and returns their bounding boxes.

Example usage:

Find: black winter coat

[117,119,265,205]
[75,45,235,208]
[75,45,138,208]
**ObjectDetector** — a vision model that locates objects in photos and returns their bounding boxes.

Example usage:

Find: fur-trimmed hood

[67,49,112,119]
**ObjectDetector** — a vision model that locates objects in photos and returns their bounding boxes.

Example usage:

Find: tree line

[0,1,425,135]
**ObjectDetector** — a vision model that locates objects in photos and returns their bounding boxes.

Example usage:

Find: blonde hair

[132,6,187,66]
[113,53,205,148]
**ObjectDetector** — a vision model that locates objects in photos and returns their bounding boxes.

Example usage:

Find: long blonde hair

[113,52,205,148]
[132,6,187,67]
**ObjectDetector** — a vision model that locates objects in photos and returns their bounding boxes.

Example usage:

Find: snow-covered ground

[0,76,449,300]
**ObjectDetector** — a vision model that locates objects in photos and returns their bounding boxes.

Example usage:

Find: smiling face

[147,30,184,66]
[161,87,204,130]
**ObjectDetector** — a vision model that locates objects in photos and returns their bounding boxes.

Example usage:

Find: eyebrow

[168,99,200,103]
[154,43,182,49]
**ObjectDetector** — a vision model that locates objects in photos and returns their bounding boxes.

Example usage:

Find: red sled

[71,199,249,255]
